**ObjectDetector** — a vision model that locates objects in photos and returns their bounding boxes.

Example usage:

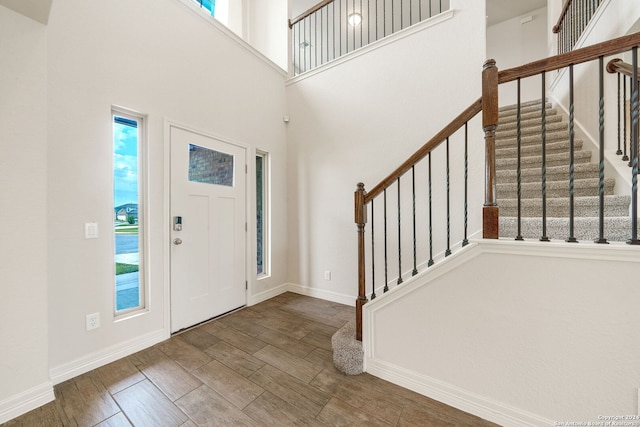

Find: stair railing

[496,33,640,244]
[354,32,640,341]
[607,58,640,166]
[553,0,604,55]
[289,0,449,76]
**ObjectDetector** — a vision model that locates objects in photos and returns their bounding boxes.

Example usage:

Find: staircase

[495,100,631,241]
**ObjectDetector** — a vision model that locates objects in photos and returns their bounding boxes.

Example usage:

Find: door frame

[163,119,251,337]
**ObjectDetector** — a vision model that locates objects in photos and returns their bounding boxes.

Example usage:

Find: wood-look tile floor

[3,293,499,426]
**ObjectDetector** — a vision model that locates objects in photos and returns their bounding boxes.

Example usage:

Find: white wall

[46,0,288,378]
[285,0,486,304]
[487,6,548,105]
[246,0,288,70]
[365,242,640,425]
[0,6,52,421]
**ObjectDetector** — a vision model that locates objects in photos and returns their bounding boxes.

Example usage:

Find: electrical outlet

[324,270,332,281]
[86,312,100,331]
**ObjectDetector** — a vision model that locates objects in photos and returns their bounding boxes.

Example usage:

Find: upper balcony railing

[289,0,450,76]
[553,0,604,55]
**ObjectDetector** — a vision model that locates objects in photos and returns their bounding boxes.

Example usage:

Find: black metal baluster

[516,78,524,240]
[428,152,434,266]
[411,166,417,276]
[629,46,639,244]
[419,0,422,21]
[409,0,412,26]
[463,122,469,246]
[540,72,550,242]
[360,0,363,48]
[445,137,452,256]
[428,0,432,18]
[370,200,376,299]
[596,56,608,244]
[400,0,403,30]
[567,64,578,242]
[304,18,307,72]
[624,75,629,162]
[382,0,386,40]
[367,0,370,46]
[352,0,356,52]
[383,189,389,291]
[339,0,342,57]
[391,0,394,33]
[295,23,300,76]
[320,8,324,65]
[397,177,403,284]
[375,0,378,41]
[617,72,622,155]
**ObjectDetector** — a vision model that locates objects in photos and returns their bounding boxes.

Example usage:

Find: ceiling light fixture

[348,12,362,26]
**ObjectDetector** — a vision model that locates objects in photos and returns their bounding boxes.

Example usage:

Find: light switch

[85,222,99,239]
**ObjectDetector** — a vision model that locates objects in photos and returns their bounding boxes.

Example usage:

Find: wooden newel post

[354,182,368,341]
[482,59,499,239]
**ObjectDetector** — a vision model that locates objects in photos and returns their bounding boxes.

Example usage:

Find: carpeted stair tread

[496,150,592,170]
[499,99,550,113]
[498,195,631,217]
[497,177,616,198]
[498,108,558,124]
[496,130,570,148]
[496,139,583,159]
[495,99,632,241]
[499,216,634,241]
[496,163,600,183]
[497,113,563,131]
[496,121,567,138]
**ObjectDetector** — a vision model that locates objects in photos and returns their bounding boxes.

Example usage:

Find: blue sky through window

[196,0,215,16]
[113,117,139,208]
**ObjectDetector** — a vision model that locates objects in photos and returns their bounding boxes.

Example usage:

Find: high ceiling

[486,0,548,26]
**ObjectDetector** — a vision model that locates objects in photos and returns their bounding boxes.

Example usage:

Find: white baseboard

[286,283,355,307]
[49,329,167,385]
[248,283,289,306]
[365,358,554,427]
[0,382,54,425]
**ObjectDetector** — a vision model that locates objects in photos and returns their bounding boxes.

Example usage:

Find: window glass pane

[189,144,234,187]
[194,0,215,16]
[113,114,142,312]
[256,155,264,275]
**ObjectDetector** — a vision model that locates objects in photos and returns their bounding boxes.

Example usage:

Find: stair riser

[497,153,592,170]
[497,184,615,199]
[499,203,629,218]
[498,115,563,131]
[498,109,558,124]
[496,122,567,138]
[496,131,569,148]
[497,169,600,184]
[496,141,583,159]
[499,217,633,241]
[499,101,551,116]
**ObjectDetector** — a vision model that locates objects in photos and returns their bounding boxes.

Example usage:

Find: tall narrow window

[256,151,269,277]
[193,0,215,16]
[113,109,145,313]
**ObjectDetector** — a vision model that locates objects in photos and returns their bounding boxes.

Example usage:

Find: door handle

[173,238,183,245]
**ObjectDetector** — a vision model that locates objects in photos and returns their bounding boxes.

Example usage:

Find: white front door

[170,125,246,333]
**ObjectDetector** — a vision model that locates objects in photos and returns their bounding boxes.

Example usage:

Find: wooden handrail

[499,32,640,83]
[289,0,333,28]
[552,0,573,33]
[363,98,482,204]
[607,58,640,80]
